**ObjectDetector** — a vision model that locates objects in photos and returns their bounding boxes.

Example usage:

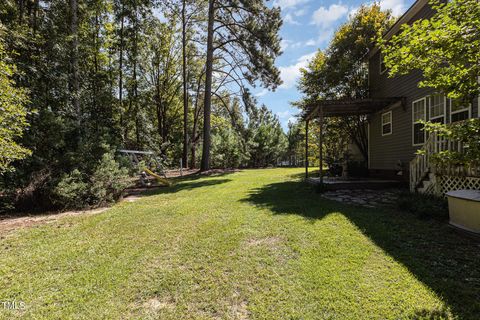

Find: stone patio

[320,188,405,208]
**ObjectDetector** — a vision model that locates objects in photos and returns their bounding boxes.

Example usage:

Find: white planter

[446,190,480,234]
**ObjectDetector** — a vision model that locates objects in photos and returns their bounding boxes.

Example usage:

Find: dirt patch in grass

[0,207,108,235]
[245,236,282,247]
[229,299,249,319]
[144,296,176,312]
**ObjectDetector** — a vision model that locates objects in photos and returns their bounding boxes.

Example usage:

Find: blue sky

[257,0,415,130]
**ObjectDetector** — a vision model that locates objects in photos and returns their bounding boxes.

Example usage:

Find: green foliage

[296,4,394,162]
[420,119,480,168]
[246,105,287,167]
[0,29,30,174]
[53,152,129,209]
[53,169,89,209]
[0,0,286,212]
[397,191,448,220]
[379,0,480,99]
[211,123,245,169]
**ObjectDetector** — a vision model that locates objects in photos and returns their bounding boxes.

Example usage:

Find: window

[379,52,387,74]
[412,98,426,146]
[429,94,446,123]
[381,111,392,136]
[450,99,471,123]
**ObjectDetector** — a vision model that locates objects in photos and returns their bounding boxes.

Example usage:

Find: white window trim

[381,111,392,136]
[428,95,446,123]
[379,52,387,75]
[412,97,427,146]
[449,98,471,123]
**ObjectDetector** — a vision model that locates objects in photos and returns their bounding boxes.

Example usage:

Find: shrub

[53,152,130,210]
[53,169,89,209]
[397,192,448,220]
[89,153,130,206]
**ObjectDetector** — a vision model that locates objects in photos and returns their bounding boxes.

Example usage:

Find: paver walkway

[321,188,405,208]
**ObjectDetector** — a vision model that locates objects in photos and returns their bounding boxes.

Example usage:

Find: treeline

[0,0,287,211]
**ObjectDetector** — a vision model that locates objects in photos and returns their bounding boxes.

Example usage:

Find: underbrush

[396,191,448,220]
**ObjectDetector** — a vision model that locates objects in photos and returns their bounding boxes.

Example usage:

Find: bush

[53,152,130,209]
[53,169,89,209]
[397,192,448,220]
[90,153,130,206]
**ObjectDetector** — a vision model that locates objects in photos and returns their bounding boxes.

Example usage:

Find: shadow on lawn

[140,177,233,197]
[242,180,480,319]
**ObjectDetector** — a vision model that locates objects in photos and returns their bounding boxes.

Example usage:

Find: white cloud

[305,29,334,47]
[278,51,316,89]
[276,110,292,118]
[280,39,291,51]
[311,4,349,29]
[380,0,407,16]
[284,13,300,25]
[281,39,304,51]
[293,8,306,17]
[274,0,309,10]
[255,88,269,97]
[287,116,298,125]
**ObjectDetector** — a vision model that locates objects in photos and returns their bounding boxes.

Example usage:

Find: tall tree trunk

[119,8,125,141]
[182,0,189,169]
[200,0,215,172]
[70,0,80,129]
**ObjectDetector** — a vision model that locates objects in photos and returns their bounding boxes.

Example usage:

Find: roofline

[367,0,429,59]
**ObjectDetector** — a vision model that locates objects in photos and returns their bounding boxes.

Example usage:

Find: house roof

[302,97,405,121]
[367,0,429,59]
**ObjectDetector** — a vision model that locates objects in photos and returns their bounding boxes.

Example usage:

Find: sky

[257,0,415,130]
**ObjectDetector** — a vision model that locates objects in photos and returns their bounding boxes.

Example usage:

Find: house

[303,0,480,194]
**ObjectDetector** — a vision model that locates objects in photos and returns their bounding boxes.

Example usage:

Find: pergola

[301,97,405,182]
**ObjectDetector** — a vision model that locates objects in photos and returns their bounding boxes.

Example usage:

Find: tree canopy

[379,0,480,100]
[0,0,286,212]
[296,4,394,162]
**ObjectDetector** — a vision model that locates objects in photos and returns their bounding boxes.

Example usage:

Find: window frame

[428,94,446,123]
[379,51,387,75]
[449,98,471,123]
[381,111,392,136]
[412,97,427,146]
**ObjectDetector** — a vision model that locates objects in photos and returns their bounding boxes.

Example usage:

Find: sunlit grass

[0,168,478,319]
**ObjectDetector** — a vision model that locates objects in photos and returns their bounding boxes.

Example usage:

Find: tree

[246,105,287,167]
[296,4,394,162]
[200,0,283,171]
[379,0,480,100]
[0,33,30,173]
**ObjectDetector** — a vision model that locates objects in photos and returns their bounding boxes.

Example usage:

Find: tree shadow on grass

[138,178,233,197]
[242,180,480,319]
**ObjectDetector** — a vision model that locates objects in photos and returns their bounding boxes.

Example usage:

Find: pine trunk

[182,0,189,169]
[200,0,215,172]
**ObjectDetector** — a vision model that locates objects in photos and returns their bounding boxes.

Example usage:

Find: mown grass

[0,168,479,319]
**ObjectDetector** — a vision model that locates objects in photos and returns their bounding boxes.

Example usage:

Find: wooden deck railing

[409,129,471,192]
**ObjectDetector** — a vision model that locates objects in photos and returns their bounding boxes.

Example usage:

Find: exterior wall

[367,2,480,175]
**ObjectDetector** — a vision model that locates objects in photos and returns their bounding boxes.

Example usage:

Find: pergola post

[305,119,309,179]
[319,106,324,183]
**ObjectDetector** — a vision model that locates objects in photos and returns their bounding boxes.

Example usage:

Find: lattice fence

[434,175,480,196]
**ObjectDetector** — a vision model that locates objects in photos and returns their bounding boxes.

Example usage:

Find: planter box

[446,190,480,234]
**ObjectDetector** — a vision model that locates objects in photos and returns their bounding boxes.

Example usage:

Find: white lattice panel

[437,175,480,196]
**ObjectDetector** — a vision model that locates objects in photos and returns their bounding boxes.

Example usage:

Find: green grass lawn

[1,168,479,319]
